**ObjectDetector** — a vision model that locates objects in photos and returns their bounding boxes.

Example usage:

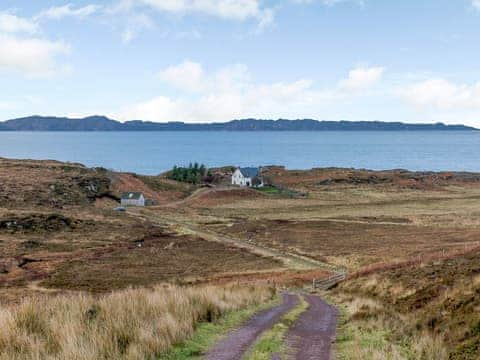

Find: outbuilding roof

[239,167,260,178]
[121,192,144,200]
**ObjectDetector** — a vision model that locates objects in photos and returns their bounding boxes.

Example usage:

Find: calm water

[0,131,478,175]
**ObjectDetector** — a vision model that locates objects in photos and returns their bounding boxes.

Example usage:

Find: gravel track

[285,294,338,360]
[205,293,299,360]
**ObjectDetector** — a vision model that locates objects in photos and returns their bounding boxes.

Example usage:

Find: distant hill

[0,115,476,131]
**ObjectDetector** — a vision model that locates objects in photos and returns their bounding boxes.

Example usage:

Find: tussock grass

[334,296,447,360]
[162,298,279,360]
[0,284,275,360]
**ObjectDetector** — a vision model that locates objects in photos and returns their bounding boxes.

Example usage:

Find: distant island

[0,115,477,131]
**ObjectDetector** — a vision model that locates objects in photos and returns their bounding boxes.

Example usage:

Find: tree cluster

[168,163,212,184]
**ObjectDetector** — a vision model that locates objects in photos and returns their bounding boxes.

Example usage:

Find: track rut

[205,293,299,360]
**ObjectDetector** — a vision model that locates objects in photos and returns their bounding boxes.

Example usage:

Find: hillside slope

[0,116,476,131]
[333,250,480,359]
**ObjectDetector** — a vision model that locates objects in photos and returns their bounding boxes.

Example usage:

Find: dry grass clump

[334,250,480,359]
[0,284,274,359]
[335,295,448,360]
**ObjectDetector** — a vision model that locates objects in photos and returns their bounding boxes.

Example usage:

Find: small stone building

[120,192,145,207]
[231,167,264,187]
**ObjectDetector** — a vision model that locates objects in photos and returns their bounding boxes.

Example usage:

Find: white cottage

[232,167,264,187]
[121,192,145,207]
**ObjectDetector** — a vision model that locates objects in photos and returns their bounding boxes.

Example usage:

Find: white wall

[233,169,255,187]
[121,195,145,206]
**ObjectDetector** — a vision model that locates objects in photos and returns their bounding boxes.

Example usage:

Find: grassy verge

[334,304,410,360]
[160,298,280,360]
[328,294,447,360]
[244,294,308,360]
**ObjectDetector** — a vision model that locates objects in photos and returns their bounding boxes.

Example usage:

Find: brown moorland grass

[4,158,480,358]
[332,250,480,359]
[0,284,275,360]
[41,232,281,292]
[110,173,194,205]
[349,243,480,279]
[0,212,156,289]
[0,158,112,210]
[261,166,480,191]
[207,218,480,269]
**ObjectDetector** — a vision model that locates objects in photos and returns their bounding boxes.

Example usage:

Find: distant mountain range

[0,115,477,131]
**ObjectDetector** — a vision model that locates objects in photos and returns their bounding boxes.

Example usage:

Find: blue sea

[0,131,478,175]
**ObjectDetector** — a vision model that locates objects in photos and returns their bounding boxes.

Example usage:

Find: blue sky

[1,0,480,125]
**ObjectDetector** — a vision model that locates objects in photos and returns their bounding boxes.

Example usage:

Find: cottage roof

[238,167,260,178]
[121,192,144,200]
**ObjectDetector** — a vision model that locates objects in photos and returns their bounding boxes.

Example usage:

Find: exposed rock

[0,214,77,233]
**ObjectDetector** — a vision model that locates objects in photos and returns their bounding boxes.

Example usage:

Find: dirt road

[206,292,338,360]
[285,294,338,360]
[205,293,299,360]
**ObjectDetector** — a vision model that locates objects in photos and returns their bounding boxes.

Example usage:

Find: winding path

[205,293,299,360]
[285,294,339,360]
[205,293,338,360]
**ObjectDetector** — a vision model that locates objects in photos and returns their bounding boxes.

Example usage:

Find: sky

[1,0,480,125]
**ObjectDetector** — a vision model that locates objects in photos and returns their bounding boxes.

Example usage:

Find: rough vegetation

[42,231,281,292]
[0,213,81,233]
[332,250,480,359]
[2,158,480,358]
[0,158,113,209]
[0,284,275,360]
[262,166,480,191]
[0,159,281,299]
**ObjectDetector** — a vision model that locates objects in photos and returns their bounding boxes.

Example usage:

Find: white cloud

[157,60,206,92]
[157,61,255,94]
[118,62,381,122]
[338,66,384,92]
[120,12,155,43]
[472,0,480,11]
[120,79,316,122]
[35,4,101,21]
[115,0,274,29]
[0,12,37,34]
[0,33,70,77]
[141,0,264,19]
[0,8,79,77]
[400,78,480,109]
[256,7,274,31]
[293,0,366,6]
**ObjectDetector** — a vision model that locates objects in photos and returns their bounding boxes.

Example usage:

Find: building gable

[239,167,259,178]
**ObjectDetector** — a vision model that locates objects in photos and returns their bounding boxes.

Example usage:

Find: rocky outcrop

[0,214,82,233]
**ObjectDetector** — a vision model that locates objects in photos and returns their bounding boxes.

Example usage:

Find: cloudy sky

[1,0,480,125]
